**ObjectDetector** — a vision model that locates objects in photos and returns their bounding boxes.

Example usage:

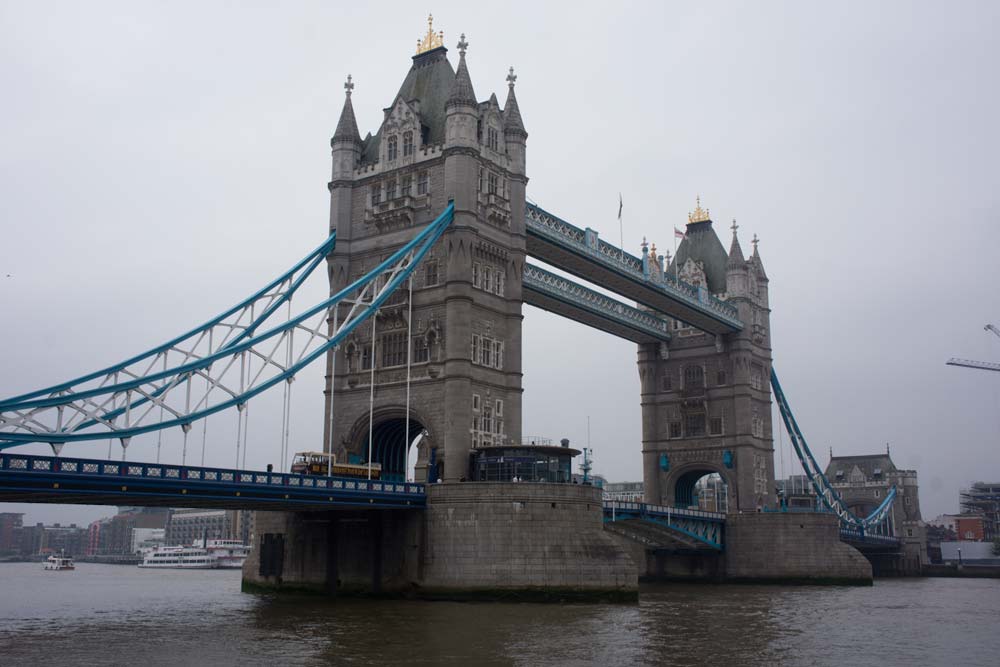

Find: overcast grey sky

[1,1,997,526]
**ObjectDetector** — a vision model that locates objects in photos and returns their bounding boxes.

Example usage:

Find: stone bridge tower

[638,201,775,511]
[322,27,527,483]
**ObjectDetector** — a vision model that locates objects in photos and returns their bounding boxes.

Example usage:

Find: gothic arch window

[387,135,398,162]
[403,131,413,157]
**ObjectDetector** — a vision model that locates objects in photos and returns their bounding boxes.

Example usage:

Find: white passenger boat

[138,539,249,569]
[43,552,76,571]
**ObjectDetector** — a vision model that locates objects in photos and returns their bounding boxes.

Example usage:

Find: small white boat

[138,539,249,569]
[43,552,75,571]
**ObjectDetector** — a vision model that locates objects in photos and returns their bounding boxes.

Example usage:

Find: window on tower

[684,365,705,389]
[401,175,412,197]
[370,184,382,206]
[417,171,429,195]
[387,135,398,162]
[413,336,429,363]
[385,179,397,200]
[403,131,413,157]
[487,126,498,151]
[488,172,498,195]
[685,413,706,437]
[424,260,439,286]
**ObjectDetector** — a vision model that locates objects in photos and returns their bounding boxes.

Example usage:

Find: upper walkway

[0,452,425,511]
[523,264,671,343]
[524,204,743,334]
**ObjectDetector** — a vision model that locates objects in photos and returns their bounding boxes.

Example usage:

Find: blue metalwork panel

[603,501,725,550]
[524,203,743,332]
[839,527,901,549]
[0,453,425,511]
[522,263,671,343]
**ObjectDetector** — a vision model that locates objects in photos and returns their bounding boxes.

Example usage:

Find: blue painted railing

[603,501,725,550]
[0,452,425,508]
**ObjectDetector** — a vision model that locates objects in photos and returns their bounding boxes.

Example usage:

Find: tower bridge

[0,21,916,597]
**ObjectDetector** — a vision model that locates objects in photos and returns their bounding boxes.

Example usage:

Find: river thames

[0,563,997,666]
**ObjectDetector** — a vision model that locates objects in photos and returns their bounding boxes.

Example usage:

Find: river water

[0,563,997,666]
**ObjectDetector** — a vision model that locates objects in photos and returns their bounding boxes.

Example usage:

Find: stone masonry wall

[420,482,637,599]
[725,512,872,584]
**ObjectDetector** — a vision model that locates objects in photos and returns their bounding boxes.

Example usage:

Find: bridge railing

[525,204,742,326]
[0,452,426,497]
[603,500,726,523]
[839,527,901,546]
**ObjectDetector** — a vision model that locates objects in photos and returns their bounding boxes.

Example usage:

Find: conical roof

[446,48,477,108]
[727,221,746,268]
[503,80,527,137]
[332,78,361,146]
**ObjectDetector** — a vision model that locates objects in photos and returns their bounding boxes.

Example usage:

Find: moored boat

[138,539,249,569]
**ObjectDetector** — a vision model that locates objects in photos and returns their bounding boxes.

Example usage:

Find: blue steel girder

[0,452,425,511]
[604,501,725,550]
[522,263,671,343]
[524,204,743,335]
[0,204,455,447]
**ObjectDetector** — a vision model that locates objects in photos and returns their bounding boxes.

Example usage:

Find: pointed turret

[727,219,746,267]
[750,233,768,280]
[332,75,362,147]
[446,34,477,108]
[445,34,478,149]
[503,67,527,139]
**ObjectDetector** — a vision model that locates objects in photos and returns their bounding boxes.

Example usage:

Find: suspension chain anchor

[181,423,192,434]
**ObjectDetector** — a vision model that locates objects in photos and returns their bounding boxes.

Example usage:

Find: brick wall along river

[0,562,998,666]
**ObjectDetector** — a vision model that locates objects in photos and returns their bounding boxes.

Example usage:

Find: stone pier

[242,482,638,601]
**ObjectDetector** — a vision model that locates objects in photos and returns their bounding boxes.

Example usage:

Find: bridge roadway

[0,452,424,511]
[524,204,743,335]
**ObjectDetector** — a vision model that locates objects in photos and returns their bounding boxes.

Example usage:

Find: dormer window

[835,470,844,479]
[387,135,398,162]
[403,131,414,157]
[873,468,883,478]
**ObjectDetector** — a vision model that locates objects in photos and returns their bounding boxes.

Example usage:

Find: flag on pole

[618,193,623,220]
[674,226,686,239]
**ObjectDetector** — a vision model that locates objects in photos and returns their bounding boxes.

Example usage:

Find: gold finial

[650,242,657,256]
[416,14,445,54]
[688,195,710,223]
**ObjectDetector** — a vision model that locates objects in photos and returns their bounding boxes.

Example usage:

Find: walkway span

[525,204,743,334]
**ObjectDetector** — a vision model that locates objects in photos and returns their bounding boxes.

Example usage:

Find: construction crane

[947,324,1000,372]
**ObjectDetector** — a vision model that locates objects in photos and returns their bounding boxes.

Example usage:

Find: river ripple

[0,563,997,666]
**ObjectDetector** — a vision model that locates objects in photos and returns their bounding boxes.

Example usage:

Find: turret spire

[503,66,527,137]
[332,74,361,145]
[727,218,745,265]
[446,33,477,108]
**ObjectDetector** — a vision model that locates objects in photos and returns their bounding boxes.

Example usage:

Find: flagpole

[618,193,624,264]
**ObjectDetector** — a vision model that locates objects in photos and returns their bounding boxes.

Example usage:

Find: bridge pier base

[242,482,638,600]
[723,512,872,585]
